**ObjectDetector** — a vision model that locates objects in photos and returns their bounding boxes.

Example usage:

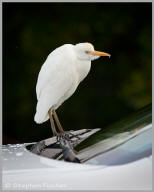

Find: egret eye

[85,51,90,54]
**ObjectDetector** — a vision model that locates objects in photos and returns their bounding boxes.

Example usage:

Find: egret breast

[76,60,91,83]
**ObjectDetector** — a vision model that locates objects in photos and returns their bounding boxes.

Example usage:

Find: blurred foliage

[3,3,152,144]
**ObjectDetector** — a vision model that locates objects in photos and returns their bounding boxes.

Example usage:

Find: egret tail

[34,98,50,123]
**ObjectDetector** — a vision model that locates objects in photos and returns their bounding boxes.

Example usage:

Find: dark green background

[3,3,152,144]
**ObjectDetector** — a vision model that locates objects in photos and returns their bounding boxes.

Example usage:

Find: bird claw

[67,132,81,140]
[56,131,81,146]
[63,131,81,142]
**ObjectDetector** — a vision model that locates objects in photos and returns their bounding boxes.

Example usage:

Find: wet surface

[2,129,100,171]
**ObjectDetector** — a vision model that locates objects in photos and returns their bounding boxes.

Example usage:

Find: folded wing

[34,45,77,124]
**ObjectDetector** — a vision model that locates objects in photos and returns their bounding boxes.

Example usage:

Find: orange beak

[86,51,111,57]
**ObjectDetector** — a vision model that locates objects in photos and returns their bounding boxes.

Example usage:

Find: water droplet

[8,145,15,148]
[2,148,9,151]
[16,152,23,156]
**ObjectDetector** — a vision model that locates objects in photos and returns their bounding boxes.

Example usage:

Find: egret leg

[53,110,64,133]
[48,110,58,136]
[48,110,67,142]
[53,110,81,140]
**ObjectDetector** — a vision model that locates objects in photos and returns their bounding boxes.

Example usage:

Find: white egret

[34,43,110,139]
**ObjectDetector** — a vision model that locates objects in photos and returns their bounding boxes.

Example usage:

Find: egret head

[74,42,110,61]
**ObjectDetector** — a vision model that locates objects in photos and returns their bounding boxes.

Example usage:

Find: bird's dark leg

[48,110,58,137]
[52,109,71,140]
[52,110,64,133]
[53,110,81,140]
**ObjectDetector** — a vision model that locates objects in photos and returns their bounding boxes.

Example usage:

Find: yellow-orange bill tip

[87,51,111,57]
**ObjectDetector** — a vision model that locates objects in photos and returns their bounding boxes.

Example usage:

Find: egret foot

[49,110,81,145]
[52,110,81,141]
[55,132,70,142]
[55,131,81,147]
[67,132,81,140]
[61,131,81,141]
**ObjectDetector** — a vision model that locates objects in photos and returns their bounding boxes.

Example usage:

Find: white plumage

[34,43,110,124]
